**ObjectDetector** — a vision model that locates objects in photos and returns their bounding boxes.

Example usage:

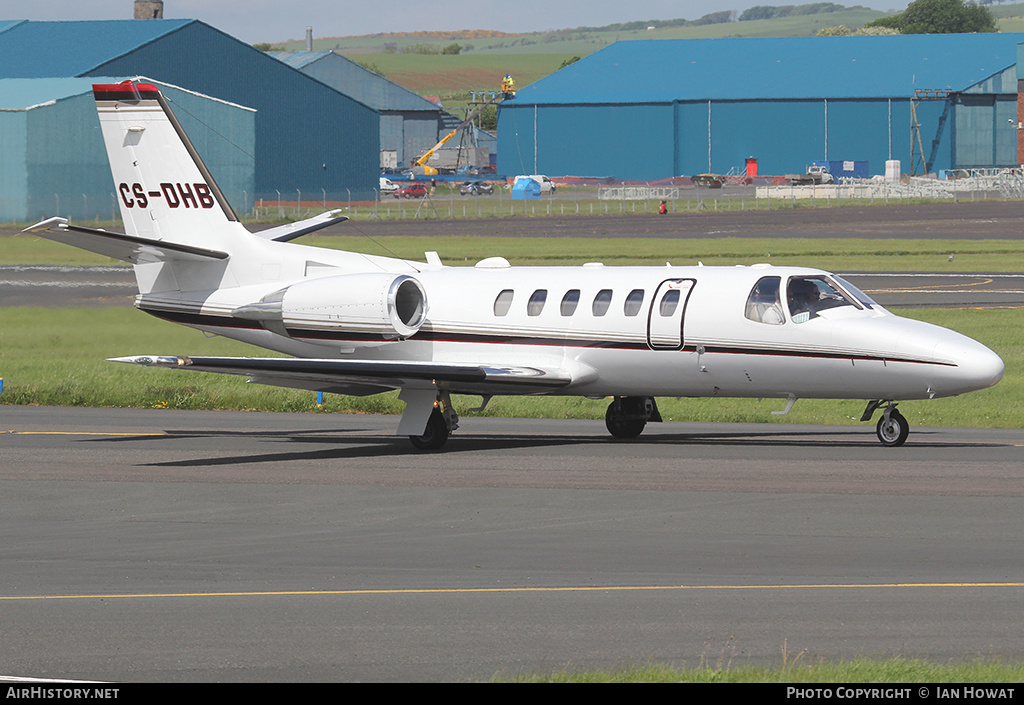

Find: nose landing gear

[862,400,910,447]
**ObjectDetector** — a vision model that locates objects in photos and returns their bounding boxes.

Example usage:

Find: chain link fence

[5,177,1019,226]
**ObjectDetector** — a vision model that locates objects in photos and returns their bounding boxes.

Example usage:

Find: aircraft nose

[938,338,1004,394]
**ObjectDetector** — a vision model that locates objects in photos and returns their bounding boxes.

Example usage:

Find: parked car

[394,183,427,198]
[460,181,494,196]
[514,174,556,194]
[379,177,398,195]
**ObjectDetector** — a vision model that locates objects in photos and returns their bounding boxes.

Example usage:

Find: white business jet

[26,81,1004,450]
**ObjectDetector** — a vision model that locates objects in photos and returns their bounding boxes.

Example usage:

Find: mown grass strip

[497,657,1024,682]
[1,306,1018,429]
[5,232,1024,272]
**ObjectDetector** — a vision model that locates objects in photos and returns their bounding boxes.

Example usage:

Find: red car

[394,183,427,198]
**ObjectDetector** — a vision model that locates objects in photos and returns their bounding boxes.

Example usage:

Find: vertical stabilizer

[93,81,245,252]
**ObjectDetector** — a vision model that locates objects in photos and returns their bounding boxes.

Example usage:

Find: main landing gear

[408,395,459,451]
[862,400,910,447]
[605,396,662,439]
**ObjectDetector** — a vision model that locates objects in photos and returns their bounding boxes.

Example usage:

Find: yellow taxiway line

[3,582,1023,602]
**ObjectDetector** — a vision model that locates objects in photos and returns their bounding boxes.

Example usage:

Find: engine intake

[234,273,428,339]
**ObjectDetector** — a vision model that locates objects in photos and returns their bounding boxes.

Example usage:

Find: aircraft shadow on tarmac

[80,426,1005,468]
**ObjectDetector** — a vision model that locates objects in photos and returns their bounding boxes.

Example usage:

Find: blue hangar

[0,19,379,221]
[497,34,1024,180]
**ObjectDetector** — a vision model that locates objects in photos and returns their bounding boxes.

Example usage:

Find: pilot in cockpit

[787,278,821,321]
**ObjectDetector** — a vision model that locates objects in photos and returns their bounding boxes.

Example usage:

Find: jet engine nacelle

[234,273,428,339]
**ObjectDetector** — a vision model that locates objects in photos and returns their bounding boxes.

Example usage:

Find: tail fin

[25,80,347,292]
[93,81,245,250]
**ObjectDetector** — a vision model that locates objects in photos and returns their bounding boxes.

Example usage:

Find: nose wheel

[875,406,909,447]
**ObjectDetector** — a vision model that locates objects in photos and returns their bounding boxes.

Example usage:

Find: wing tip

[22,216,68,233]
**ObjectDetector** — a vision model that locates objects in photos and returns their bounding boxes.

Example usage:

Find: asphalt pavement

[2,407,1023,681]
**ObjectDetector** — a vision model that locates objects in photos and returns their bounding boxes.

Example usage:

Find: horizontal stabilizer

[108,355,574,395]
[255,209,348,242]
[23,218,228,264]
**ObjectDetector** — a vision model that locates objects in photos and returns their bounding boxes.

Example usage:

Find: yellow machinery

[410,85,507,176]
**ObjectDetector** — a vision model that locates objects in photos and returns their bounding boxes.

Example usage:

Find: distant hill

[992,1,1024,31]
[271,5,890,55]
[263,3,1024,118]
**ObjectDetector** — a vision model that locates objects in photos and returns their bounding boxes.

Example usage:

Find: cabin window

[493,289,514,316]
[658,289,680,317]
[592,289,612,316]
[527,289,548,316]
[623,289,644,317]
[745,276,784,325]
[787,275,860,323]
[560,289,580,316]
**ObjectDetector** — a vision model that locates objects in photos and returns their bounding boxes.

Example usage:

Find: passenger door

[647,279,694,350]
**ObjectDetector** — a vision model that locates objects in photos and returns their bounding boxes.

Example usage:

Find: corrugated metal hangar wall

[0,78,254,223]
[0,19,379,220]
[271,51,441,169]
[498,35,1024,180]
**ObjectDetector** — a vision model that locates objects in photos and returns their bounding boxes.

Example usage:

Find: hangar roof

[0,76,257,112]
[0,77,101,110]
[515,34,1024,105]
[269,50,441,113]
[270,51,327,71]
[0,19,194,78]
[0,19,380,199]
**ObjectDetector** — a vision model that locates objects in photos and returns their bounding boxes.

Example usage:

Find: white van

[379,177,398,195]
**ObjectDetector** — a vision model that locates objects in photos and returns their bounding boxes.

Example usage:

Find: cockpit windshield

[831,275,878,309]
[787,275,862,323]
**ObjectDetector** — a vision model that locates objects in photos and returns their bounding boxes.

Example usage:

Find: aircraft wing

[23,218,228,263]
[108,355,576,396]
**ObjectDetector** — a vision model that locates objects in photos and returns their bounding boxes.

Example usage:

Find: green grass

[0,232,131,267]
[265,8,889,105]
[276,9,889,58]
[299,234,1024,272]
[992,3,1024,19]
[998,17,1024,31]
[260,193,1009,223]
[498,656,1024,682]
[8,228,1024,272]
[1,306,1018,431]
[267,7,1019,110]
[337,52,575,97]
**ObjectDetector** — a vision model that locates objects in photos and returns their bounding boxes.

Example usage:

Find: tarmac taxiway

[2,407,1023,681]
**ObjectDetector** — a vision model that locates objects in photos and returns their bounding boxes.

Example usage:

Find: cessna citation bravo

[27,81,1004,450]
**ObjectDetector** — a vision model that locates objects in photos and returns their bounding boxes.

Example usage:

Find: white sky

[1,1,912,44]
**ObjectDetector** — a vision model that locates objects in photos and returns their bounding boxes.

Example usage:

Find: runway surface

[3,406,1023,681]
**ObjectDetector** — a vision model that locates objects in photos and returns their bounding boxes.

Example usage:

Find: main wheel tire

[605,402,646,439]
[409,408,450,451]
[876,409,909,447]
